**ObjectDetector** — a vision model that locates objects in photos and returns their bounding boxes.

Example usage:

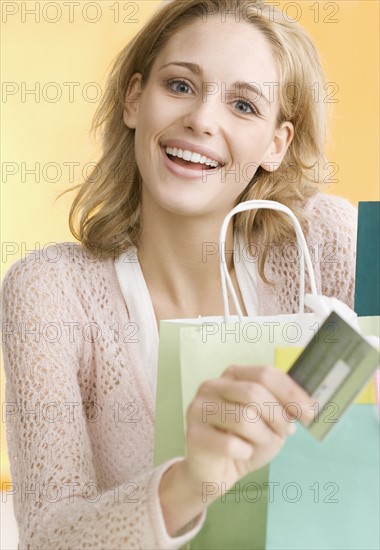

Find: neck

[136,194,238,317]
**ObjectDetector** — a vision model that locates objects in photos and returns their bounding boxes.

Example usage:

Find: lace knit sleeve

[1,251,206,550]
[303,193,358,309]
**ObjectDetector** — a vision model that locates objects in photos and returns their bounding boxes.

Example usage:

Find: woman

[1,0,356,548]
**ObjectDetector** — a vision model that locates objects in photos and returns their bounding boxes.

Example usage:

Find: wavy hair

[57,0,330,282]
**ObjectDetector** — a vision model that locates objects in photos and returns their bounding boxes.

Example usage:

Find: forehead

[153,15,279,85]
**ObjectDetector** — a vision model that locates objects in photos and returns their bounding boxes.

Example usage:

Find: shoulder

[300,193,357,256]
[1,241,112,310]
[302,192,357,240]
[1,241,96,286]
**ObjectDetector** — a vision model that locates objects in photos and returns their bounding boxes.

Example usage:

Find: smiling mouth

[162,146,221,172]
[164,150,219,171]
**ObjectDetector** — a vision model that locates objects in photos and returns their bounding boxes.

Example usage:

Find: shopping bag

[265,338,379,550]
[354,202,380,412]
[153,200,378,549]
[354,201,380,317]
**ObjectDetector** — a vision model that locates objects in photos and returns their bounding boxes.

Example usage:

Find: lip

[160,145,222,180]
[160,139,225,166]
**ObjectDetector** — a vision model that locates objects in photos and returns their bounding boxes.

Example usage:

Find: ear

[260,121,294,172]
[123,73,143,129]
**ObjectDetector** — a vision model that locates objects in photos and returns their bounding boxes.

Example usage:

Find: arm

[159,460,207,537]
[1,251,206,550]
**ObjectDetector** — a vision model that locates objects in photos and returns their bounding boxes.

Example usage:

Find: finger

[222,364,315,424]
[218,378,302,437]
[194,378,297,438]
[190,407,287,462]
[187,421,254,461]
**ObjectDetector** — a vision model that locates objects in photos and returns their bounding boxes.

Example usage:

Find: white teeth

[190,152,201,163]
[165,146,219,168]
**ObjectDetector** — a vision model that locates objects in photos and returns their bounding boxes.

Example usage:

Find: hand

[183,364,315,498]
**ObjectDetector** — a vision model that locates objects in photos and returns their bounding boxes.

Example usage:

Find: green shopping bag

[154,317,270,549]
[153,200,379,549]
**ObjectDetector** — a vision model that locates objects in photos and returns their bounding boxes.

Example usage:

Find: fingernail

[287,423,297,435]
[300,402,314,416]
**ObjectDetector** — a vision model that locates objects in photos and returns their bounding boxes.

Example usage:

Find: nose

[182,92,222,135]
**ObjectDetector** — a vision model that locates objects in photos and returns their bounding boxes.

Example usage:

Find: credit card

[287,311,379,441]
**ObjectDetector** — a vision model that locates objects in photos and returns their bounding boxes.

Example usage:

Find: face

[123,15,294,219]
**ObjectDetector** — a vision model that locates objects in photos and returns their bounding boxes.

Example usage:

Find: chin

[161,199,209,218]
[143,180,211,216]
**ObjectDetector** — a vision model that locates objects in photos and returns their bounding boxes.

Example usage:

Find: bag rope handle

[219,200,319,323]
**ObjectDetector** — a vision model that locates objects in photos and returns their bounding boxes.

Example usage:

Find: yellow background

[1,1,379,482]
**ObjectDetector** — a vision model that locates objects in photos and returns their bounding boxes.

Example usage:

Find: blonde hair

[57,0,330,282]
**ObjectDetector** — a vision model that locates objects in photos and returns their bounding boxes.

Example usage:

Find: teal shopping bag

[264,328,380,550]
[266,404,379,550]
[355,201,380,317]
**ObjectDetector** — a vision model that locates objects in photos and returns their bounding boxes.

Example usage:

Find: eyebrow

[159,61,203,75]
[158,61,272,107]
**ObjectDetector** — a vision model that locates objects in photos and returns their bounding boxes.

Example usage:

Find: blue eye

[233,99,258,116]
[166,78,193,94]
